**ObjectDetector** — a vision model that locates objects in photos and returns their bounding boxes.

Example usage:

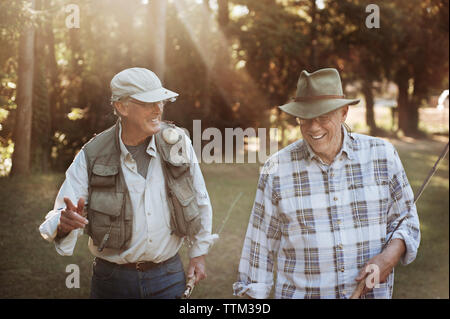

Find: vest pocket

[89,191,123,216]
[166,177,202,237]
[88,190,124,249]
[91,164,119,187]
[168,176,198,221]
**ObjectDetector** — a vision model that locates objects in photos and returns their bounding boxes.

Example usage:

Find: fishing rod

[181,192,244,299]
[351,142,449,299]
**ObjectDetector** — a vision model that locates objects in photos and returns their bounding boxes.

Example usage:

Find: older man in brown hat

[233,68,420,299]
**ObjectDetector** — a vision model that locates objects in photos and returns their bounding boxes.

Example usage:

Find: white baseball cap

[110,67,179,103]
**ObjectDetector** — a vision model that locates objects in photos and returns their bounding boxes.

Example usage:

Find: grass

[387,137,449,299]
[0,174,92,298]
[0,107,448,298]
[0,136,448,299]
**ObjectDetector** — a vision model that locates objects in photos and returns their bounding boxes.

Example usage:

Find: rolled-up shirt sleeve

[38,149,89,256]
[386,145,421,265]
[233,161,282,299]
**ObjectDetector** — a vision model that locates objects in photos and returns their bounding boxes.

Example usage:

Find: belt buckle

[136,261,145,272]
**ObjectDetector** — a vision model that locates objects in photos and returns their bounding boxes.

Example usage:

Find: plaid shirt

[233,127,420,299]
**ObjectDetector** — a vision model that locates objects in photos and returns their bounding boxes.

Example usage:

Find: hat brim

[279,98,360,119]
[131,87,179,103]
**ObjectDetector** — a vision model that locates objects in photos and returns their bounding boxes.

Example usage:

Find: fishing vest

[83,121,202,252]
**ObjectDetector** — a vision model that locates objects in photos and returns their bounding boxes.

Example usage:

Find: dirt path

[386,134,449,153]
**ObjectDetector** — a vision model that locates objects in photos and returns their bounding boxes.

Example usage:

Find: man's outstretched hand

[56,197,88,239]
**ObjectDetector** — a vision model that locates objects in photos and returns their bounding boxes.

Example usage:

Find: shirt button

[337,220,342,225]
[333,197,338,201]
[337,244,343,249]
[340,267,345,272]
[148,238,152,242]
[330,172,335,178]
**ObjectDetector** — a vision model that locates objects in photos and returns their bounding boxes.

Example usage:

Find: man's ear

[114,101,128,117]
[341,105,349,122]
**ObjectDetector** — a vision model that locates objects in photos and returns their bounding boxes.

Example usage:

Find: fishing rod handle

[350,279,366,299]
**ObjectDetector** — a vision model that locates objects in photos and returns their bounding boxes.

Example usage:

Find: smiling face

[298,106,349,164]
[114,97,165,145]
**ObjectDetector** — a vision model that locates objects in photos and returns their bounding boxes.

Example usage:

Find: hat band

[293,95,345,102]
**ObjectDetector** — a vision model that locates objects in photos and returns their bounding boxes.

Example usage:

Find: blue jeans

[90,254,186,299]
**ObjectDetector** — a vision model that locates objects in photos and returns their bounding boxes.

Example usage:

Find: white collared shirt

[39,123,214,263]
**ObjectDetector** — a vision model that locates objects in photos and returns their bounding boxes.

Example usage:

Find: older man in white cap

[39,67,214,298]
[234,68,420,299]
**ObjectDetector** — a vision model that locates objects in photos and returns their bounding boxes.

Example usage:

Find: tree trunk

[11,0,36,177]
[31,0,51,173]
[362,79,377,134]
[309,0,318,69]
[69,28,82,76]
[409,93,421,135]
[396,70,410,135]
[201,0,212,123]
[44,0,61,135]
[149,0,167,81]
[409,68,427,135]
[218,0,229,28]
[213,0,234,127]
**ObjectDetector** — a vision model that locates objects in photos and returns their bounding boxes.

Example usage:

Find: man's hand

[355,239,406,296]
[56,197,88,239]
[187,255,207,285]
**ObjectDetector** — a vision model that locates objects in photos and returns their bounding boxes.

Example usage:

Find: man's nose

[308,118,322,130]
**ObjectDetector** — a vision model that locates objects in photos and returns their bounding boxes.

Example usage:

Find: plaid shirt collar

[299,125,355,163]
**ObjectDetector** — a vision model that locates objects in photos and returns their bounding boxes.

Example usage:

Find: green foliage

[230,0,311,106]
[0,0,32,44]
[0,0,448,174]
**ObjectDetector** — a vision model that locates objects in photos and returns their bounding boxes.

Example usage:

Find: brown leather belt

[95,254,177,272]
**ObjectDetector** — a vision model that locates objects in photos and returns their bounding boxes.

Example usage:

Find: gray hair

[111,96,130,117]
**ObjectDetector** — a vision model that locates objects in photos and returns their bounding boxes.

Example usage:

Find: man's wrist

[190,254,206,261]
[383,238,406,267]
[55,224,70,240]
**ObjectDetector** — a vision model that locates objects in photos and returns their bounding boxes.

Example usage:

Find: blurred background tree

[0,0,448,176]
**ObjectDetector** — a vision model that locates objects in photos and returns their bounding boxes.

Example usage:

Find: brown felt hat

[279,68,360,119]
